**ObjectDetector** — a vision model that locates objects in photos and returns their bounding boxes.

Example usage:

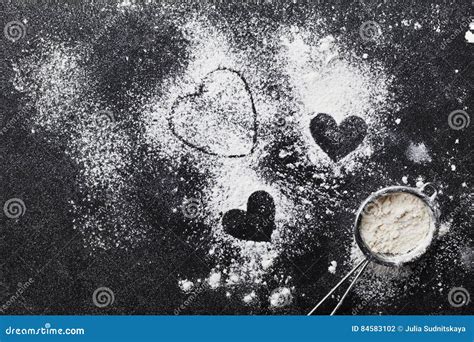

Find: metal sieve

[354,183,440,267]
[308,183,439,316]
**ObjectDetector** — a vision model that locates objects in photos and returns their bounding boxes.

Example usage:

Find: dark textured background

[0,0,472,315]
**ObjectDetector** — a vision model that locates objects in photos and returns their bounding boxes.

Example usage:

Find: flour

[207,271,222,289]
[406,142,432,164]
[169,68,256,157]
[278,27,392,168]
[328,260,337,274]
[145,15,395,303]
[349,241,414,308]
[243,291,257,304]
[13,7,398,310]
[359,192,432,256]
[269,287,293,308]
[13,41,145,250]
[178,279,194,293]
[7,1,470,316]
[141,17,321,299]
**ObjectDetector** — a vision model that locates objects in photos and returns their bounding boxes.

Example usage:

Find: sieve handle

[420,182,438,202]
[307,258,370,316]
[330,258,370,315]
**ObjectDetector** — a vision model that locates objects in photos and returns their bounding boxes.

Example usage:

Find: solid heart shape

[168,67,258,158]
[310,113,368,161]
[222,191,275,242]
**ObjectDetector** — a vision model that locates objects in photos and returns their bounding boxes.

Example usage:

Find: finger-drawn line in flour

[168,67,258,158]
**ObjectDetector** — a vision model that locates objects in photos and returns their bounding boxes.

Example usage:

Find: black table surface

[0,0,472,315]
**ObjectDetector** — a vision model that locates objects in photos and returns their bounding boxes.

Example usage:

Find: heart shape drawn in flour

[168,67,258,158]
[222,191,275,242]
[310,113,368,161]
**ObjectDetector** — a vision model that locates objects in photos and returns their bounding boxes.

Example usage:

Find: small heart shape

[310,113,368,161]
[168,67,258,158]
[222,191,275,242]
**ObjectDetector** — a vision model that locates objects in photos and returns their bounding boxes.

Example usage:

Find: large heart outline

[168,67,258,158]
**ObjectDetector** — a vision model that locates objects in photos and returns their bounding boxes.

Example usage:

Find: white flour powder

[359,192,431,256]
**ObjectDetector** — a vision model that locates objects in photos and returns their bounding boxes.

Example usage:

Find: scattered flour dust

[143,15,396,306]
[328,260,337,274]
[170,68,256,157]
[13,43,89,133]
[243,291,257,304]
[406,142,432,164]
[9,5,465,313]
[465,22,474,43]
[143,17,306,304]
[178,279,194,293]
[15,12,396,308]
[13,41,146,250]
[142,18,247,162]
[278,26,393,169]
[207,271,222,290]
[269,287,293,308]
[350,242,414,309]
